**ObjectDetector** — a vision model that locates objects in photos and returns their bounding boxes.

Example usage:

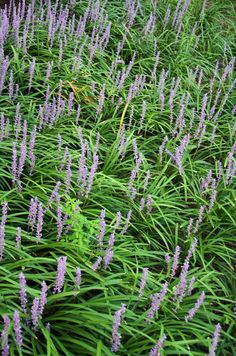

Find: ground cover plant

[0,0,235,355]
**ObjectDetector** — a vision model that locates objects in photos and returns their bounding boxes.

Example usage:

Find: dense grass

[0,0,235,355]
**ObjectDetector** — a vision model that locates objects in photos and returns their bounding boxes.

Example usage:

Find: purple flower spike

[16,227,21,248]
[8,70,14,98]
[0,225,5,260]
[12,142,17,183]
[187,276,196,296]
[147,282,168,321]
[36,202,43,242]
[1,315,10,356]
[45,181,61,213]
[92,256,102,271]
[28,197,38,231]
[209,323,221,356]
[97,84,106,116]
[29,57,36,91]
[19,272,27,313]
[138,267,149,297]
[185,291,205,322]
[165,254,171,269]
[54,256,67,294]
[13,311,23,347]
[114,212,121,230]
[171,246,181,277]
[97,209,106,248]
[29,126,37,175]
[1,202,8,226]
[121,210,132,234]
[75,267,81,289]
[104,247,113,269]
[31,297,40,330]
[111,304,126,352]
[149,334,167,356]
[39,281,47,318]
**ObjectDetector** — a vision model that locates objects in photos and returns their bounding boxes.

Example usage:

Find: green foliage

[0,0,235,355]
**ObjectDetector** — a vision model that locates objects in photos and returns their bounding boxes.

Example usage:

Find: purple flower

[146,195,153,214]
[28,126,37,175]
[114,212,121,230]
[96,209,106,248]
[226,142,236,184]
[165,254,171,269]
[29,57,36,91]
[45,181,61,213]
[0,55,9,95]
[194,205,206,234]
[68,92,74,116]
[58,39,63,66]
[39,281,47,318]
[19,272,27,313]
[76,104,81,125]
[65,155,72,195]
[209,179,217,212]
[171,246,181,277]
[97,84,106,116]
[173,93,189,135]
[140,100,146,127]
[46,60,53,81]
[28,197,38,231]
[0,225,5,260]
[159,136,168,164]
[11,142,17,183]
[36,202,43,242]
[201,170,213,193]
[54,256,67,293]
[143,170,150,192]
[139,197,145,211]
[186,217,193,237]
[8,70,14,98]
[1,315,10,356]
[111,304,126,352]
[16,227,21,248]
[75,267,81,289]
[209,323,221,356]
[187,238,198,260]
[147,282,168,320]
[86,154,99,195]
[1,202,8,227]
[104,247,113,269]
[159,69,168,113]
[163,5,171,29]
[0,113,5,142]
[187,276,196,296]
[31,297,40,330]
[174,239,198,303]
[18,140,27,189]
[169,77,181,123]
[128,168,137,193]
[92,256,102,271]
[13,311,23,347]
[217,161,223,182]
[185,291,205,322]
[149,334,167,356]
[138,267,149,297]
[221,57,235,83]
[151,51,160,82]
[56,204,63,242]
[121,210,132,234]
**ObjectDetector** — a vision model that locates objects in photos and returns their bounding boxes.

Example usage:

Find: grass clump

[0,0,235,355]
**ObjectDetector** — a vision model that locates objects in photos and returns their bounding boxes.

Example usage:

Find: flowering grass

[0,0,235,355]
